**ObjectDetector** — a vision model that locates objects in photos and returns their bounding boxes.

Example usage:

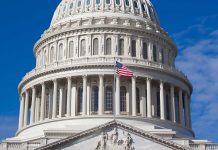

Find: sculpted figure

[123,132,135,150]
[95,132,108,150]
[110,128,119,145]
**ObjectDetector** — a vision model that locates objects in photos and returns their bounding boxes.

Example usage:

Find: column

[179,89,183,124]
[82,76,87,116]
[52,79,58,118]
[132,77,136,116]
[115,75,120,115]
[71,82,76,116]
[24,91,29,126]
[170,85,176,123]
[98,75,104,115]
[147,78,152,118]
[184,93,190,128]
[59,87,63,117]
[18,94,25,130]
[40,83,45,121]
[67,77,72,117]
[160,81,165,120]
[30,87,36,124]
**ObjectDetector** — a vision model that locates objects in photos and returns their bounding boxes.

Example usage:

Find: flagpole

[113,57,116,120]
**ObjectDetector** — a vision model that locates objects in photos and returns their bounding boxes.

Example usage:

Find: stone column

[179,89,183,124]
[132,76,136,116]
[160,81,165,120]
[24,91,29,126]
[30,87,36,124]
[82,76,87,116]
[40,83,45,121]
[59,87,63,117]
[147,78,152,118]
[67,77,72,117]
[184,93,190,128]
[170,85,176,123]
[52,79,58,118]
[71,82,76,116]
[98,75,104,115]
[115,75,120,115]
[18,94,25,130]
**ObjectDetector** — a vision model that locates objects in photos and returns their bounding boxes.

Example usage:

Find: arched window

[91,86,99,112]
[70,2,74,9]
[125,0,129,6]
[77,0,81,7]
[96,0,100,5]
[120,86,127,112]
[105,86,113,112]
[143,42,148,59]
[131,40,136,57]
[69,41,74,58]
[153,45,157,62]
[44,49,47,65]
[93,38,99,55]
[136,88,140,114]
[50,46,55,63]
[80,39,86,57]
[105,38,111,55]
[133,1,138,8]
[106,0,110,4]
[58,43,64,61]
[161,49,164,64]
[86,0,91,5]
[118,39,124,56]
[116,0,120,5]
[141,4,145,12]
[77,87,83,113]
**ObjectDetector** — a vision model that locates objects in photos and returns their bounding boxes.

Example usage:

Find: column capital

[159,80,165,84]
[82,75,87,79]
[52,79,58,83]
[99,74,104,78]
[146,77,152,81]
[67,76,72,80]
[41,82,45,86]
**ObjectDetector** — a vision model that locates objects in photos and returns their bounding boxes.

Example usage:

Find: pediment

[36,120,189,150]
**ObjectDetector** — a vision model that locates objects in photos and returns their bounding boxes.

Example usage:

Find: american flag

[116,61,133,77]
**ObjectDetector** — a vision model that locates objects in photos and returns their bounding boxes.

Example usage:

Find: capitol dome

[5,0,217,150]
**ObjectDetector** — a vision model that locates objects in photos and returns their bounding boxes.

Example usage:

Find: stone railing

[190,143,218,150]
[19,57,191,89]
[0,142,41,150]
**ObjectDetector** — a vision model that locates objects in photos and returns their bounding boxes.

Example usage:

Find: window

[105,86,113,111]
[80,39,86,56]
[118,39,124,56]
[116,0,120,5]
[133,1,138,8]
[77,87,83,113]
[86,0,91,5]
[44,49,47,65]
[120,86,127,112]
[69,41,74,58]
[136,88,140,114]
[106,0,110,4]
[58,43,64,61]
[96,0,100,5]
[125,0,129,6]
[143,42,148,59]
[141,4,145,12]
[105,38,111,55]
[131,40,136,57]
[70,2,74,9]
[50,47,55,63]
[93,38,99,55]
[91,86,99,112]
[77,0,81,7]
[153,45,157,62]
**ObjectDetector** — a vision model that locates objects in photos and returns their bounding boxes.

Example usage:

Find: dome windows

[133,1,139,9]
[93,38,99,55]
[118,39,124,56]
[106,0,110,5]
[50,46,55,63]
[96,0,101,5]
[153,45,157,62]
[69,41,74,58]
[125,0,130,6]
[80,39,86,57]
[105,38,112,55]
[116,0,121,5]
[58,43,64,61]
[131,40,136,57]
[70,2,74,9]
[86,0,91,6]
[143,42,148,59]
[77,0,82,7]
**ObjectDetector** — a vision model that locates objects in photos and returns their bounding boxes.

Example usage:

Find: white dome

[51,0,160,27]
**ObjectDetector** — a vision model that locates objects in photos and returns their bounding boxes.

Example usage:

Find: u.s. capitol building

[1,0,218,149]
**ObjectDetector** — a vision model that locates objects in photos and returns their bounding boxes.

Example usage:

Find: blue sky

[0,0,218,143]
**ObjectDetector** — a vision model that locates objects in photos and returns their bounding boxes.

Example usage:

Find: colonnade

[18,75,192,130]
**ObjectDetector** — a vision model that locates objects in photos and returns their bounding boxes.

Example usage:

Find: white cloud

[175,16,218,142]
